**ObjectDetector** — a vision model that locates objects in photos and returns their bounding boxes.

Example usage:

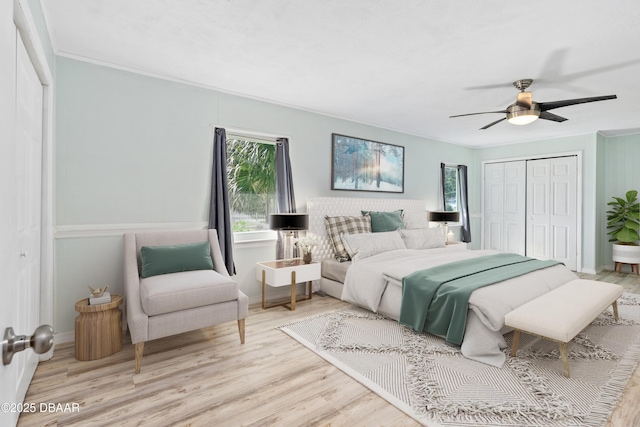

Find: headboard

[307,196,427,261]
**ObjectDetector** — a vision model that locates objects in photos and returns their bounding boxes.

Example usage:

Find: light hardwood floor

[18,271,640,427]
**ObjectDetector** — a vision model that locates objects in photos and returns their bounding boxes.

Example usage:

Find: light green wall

[473,135,601,272]
[472,133,640,272]
[54,57,474,334]
[601,133,640,268]
[53,56,640,335]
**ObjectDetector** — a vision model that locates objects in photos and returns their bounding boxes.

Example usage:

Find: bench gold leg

[612,301,619,320]
[559,342,570,378]
[510,330,520,357]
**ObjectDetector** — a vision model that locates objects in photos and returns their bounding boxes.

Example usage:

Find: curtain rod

[208,124,289,143]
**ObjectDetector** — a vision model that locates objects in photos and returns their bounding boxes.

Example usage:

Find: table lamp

[428,211,460,241]
[269,213,309,264]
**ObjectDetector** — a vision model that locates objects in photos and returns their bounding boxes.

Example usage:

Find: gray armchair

[124,229,248,374]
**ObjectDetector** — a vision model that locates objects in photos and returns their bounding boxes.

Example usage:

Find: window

[443,165,459,212]
[226,135,276,234]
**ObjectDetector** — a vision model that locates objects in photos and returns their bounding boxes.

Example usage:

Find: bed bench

[504,279,623,377]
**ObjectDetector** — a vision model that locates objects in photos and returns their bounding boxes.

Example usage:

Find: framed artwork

[331,133,404,193]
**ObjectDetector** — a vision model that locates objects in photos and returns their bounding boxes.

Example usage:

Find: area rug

[278,294,640,427]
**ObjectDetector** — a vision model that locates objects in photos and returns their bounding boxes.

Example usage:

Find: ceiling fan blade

[539,111,568,122]
[538,95,617,111]
[480,117,506,130]
[449,110,508,118]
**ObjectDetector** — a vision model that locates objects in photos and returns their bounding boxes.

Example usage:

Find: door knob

[2,324,54,365]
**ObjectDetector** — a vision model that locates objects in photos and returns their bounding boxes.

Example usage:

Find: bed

[306,196,578,367]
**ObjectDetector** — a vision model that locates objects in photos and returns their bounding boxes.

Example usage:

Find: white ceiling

[43,0,640,147]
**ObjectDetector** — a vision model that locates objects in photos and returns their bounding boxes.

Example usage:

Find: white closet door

[484,163,505,251]
[503,161,527,254]
[526,157,577,270]
[483,161,526,254]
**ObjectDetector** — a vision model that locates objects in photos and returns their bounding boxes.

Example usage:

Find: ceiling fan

[449,79,617,130]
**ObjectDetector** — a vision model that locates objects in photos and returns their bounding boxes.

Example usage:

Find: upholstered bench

[504,279,623,377]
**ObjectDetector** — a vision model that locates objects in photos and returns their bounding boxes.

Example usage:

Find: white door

[0,31,43,427]
[484,162,505,251]
[526,157,577,270]
[483,161,526,254]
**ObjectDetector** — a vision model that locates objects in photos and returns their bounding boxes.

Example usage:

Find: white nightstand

[256,259,321,310]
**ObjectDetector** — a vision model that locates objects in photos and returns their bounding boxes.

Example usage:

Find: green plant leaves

[607,189,640,243]
[617,227,640,243]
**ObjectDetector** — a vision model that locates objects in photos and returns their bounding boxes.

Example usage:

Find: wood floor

[18,270,640,427]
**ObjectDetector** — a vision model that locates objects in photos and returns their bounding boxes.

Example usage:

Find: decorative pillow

[402,211,430,229]
[362,210,404,232]
[341,230,406,261]
[325,215,372,261]
[399,227,446,250]
[140,241,214,278]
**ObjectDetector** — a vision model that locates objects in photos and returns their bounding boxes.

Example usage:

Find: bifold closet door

[483,161,526,255]
[526,156,577,270]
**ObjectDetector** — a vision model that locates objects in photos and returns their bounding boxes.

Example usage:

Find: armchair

[124,229,248,374]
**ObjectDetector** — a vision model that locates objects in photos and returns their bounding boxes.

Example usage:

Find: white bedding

[341,247,578,367]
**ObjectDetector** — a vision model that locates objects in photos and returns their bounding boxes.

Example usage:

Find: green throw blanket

[399,253,561,345]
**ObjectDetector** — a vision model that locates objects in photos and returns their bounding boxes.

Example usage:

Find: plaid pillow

[325,215,371,261]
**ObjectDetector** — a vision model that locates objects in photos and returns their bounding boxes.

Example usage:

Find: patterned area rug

[279,294,640,427]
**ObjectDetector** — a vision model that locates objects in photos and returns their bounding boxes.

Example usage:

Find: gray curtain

[208,127,236,275]
[440,162,447,208]
[457,164,472,242]
[275,137,297,259]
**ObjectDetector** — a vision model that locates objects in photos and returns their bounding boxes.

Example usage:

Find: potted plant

[607,190,640,272]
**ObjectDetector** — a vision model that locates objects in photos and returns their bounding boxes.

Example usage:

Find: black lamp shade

[269,213,309,231]
[429,211,459,223]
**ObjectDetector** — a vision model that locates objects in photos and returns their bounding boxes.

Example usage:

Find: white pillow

[340,230,406,261]
[402,211,430,229]
[399,227,446,250]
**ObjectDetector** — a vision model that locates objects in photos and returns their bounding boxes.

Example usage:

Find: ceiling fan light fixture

[507,103,541,125]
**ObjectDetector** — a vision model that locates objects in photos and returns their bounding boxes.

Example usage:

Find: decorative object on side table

[429,211,460,239]
[269,213,309,265]
[88,285,111,305]
[607,189,640,274]
[295,236,318,264]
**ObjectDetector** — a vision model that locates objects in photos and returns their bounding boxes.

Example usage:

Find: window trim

[225,130,279,243]
[442,164,460,213]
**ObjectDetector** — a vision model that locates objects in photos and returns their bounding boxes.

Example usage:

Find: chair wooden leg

[559,342,570,378]
[612,301,619,320]
[134,342,144,374]
[510,330,520,357]
[238,318,245,344]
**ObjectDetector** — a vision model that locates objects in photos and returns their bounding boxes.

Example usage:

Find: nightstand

[256,259,321,310]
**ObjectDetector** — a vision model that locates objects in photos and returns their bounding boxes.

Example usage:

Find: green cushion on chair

[140,241,214,278]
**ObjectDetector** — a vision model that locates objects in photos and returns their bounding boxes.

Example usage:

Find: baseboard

[54,330,74,344]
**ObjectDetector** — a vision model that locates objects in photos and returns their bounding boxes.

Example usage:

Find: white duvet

[341,247,578,367]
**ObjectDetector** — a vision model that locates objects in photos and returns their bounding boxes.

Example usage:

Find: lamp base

[282,231,295,265]
[440,223,448,239]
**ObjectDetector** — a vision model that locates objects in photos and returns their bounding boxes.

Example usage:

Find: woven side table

[74,294,123,361]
